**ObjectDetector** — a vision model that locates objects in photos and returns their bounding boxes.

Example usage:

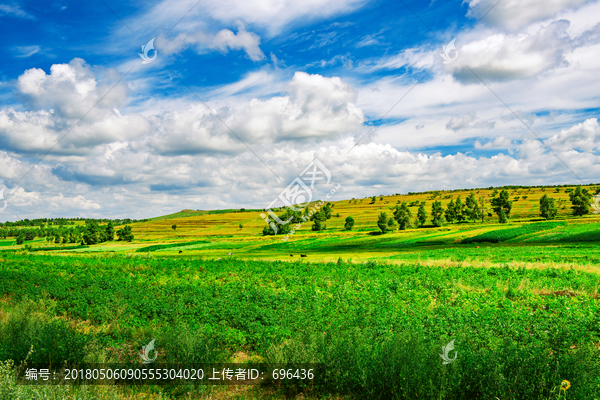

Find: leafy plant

[540,194,558,220]
[417,202,428,227]
[344,216,355,231]
[377,212,389,234]
[569,186,592,216]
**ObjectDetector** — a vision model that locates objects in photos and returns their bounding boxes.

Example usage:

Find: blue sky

[1,0,599,220]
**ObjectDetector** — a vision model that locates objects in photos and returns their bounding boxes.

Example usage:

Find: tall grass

[267,327,600,399]
[0,298,88,365]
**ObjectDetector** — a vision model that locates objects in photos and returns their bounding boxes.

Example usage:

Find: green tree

[377,212,389,234]
[499,208,508,223]
[370,196,376,204]
[171,224,177,231]
[98,227,108,243]
[417,202,428,227]
[302,207,310,220]
[431,201,445,227]
[262,215,292,236]
[83,221,100,245]
[445,199,456,223]
[281,208,303,224]
[539,194,558,220]
[16,234,24,245]
[465,193,481,222]
[491,190,512,223]
[310,210,327,231]
[393,202,413,230]
[454,196,465,222]
[569,186,592,216]
[262,208,303,236]
[116,225,134,242]
[106,221,115,240]
[478,196,487,223]
[344,216,355,231]
[323,203,333,219]
[387,217,397,232]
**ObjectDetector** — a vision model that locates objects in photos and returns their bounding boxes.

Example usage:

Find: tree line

[1,221,134,245]
[0,217,147,228]
[373,186,594,234]
[260,186,596,236]
[262,202,338,235]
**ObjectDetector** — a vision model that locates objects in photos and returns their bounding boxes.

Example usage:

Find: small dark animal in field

[300,254,307,258]
[290,254,293,257]
[179,250,182,254]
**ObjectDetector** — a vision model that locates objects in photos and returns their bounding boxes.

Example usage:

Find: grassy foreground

[1,253,599,399]
[1,184,599,398]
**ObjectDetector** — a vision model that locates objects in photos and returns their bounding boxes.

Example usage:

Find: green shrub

[155,322,227,363]
[266,328,600,399]
[0,299,88,365]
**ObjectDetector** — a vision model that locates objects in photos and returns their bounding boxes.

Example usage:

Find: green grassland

[4,185,599,266]
[1,184,599,399]
[1,254,599,399]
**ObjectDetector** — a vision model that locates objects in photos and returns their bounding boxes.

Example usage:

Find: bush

[0,298,88,365]
[431,201,445,227]
[344,216,355,231]
[569,186,592,216]
[116,225,134,242]
[155,322,226,364]
[540,194,558,220]
[394,202,413,230]
[377,212,389,234]
[266,328,600,400]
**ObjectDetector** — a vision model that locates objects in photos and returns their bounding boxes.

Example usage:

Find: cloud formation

[1,0,600,221]
[158,23,265,61]
[446,113,496,131]
[0,3,32,18]
[466,0,588,31]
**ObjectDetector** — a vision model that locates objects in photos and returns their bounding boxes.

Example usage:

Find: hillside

[2,184,598,268]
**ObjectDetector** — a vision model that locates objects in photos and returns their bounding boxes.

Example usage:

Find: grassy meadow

[1,184,600,399]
